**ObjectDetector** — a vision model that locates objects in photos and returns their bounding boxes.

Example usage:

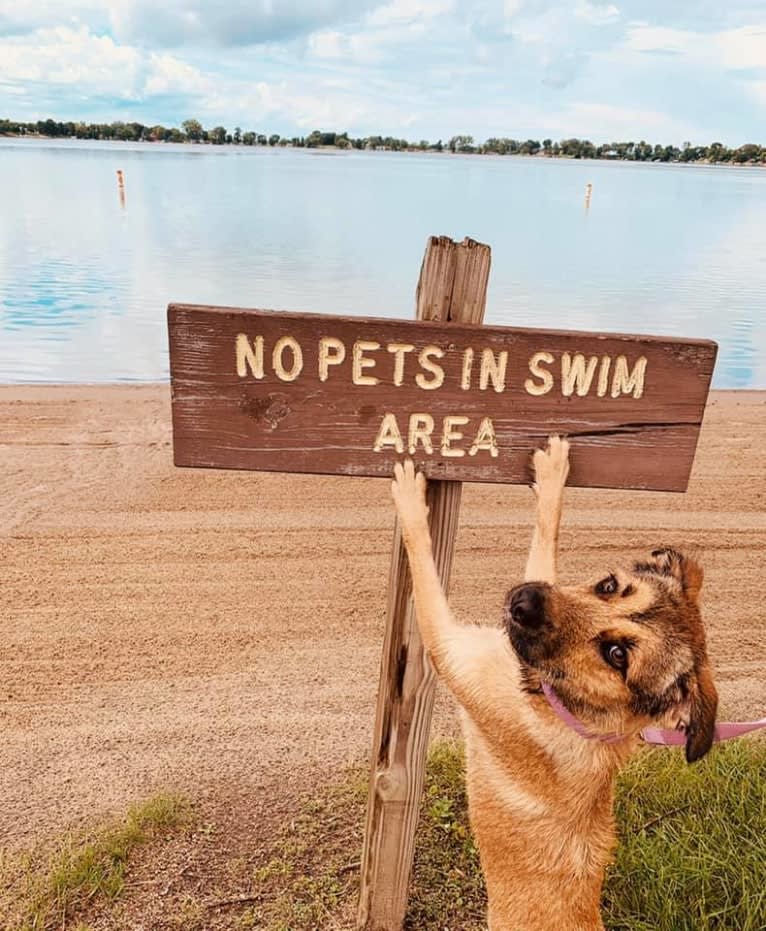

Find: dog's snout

[510,584,547,629]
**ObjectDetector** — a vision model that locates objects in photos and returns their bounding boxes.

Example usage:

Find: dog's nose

[509,584,547,629]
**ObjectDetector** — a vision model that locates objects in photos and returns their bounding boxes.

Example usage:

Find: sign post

[167,236,717,931]
[356,237,490,931]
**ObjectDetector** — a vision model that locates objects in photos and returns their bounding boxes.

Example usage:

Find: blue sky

[1,1,764,144]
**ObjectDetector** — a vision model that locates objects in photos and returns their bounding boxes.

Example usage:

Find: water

[1,137,764,386]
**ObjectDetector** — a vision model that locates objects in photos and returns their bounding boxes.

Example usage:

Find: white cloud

[624,24,766,71]
[0,26,142,92]
[747,80,766,105]
[0,25,208,100]
[307,27,390,62]
[367,0,454,27]
[550,101,702,141]
[143,53,209,96]
[574,1,619,27]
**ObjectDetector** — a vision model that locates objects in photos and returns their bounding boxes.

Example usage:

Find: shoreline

[3,134,765,170]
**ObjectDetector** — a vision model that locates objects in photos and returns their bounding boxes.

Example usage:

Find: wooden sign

[168,303,716,491]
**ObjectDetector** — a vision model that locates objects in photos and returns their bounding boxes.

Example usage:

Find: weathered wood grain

[356,236,490,931]
[168,295,716,492]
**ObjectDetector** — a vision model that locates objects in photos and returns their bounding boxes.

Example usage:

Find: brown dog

[391,437,717,931]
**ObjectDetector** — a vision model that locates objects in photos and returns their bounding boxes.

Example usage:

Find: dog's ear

[681,557,704,603]
[650,548,704,602]
[685,661,718,764]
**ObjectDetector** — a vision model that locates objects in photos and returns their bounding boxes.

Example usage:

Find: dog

[391,437,718,931]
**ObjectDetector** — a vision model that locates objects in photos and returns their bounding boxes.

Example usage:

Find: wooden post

[357,236,491,931]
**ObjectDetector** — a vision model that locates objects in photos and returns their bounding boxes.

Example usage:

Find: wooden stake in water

[585,182,593,210]
[117,169,126,208]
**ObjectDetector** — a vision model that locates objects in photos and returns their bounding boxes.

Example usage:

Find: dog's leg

[524,436,570,584]
[391,460,514,705]
[391,460,463,674]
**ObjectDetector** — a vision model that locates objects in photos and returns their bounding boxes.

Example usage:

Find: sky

[0,0,764,145]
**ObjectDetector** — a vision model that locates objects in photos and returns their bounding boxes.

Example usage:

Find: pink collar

[541,683,766,747]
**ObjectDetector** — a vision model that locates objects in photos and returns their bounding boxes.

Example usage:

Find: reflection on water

[1,137,764,386]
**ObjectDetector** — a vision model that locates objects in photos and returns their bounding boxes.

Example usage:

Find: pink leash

[541,683,766,747]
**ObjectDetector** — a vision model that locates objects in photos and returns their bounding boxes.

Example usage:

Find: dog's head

[504,547,718,763]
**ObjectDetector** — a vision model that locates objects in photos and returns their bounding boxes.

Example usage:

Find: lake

[1,137,764,387]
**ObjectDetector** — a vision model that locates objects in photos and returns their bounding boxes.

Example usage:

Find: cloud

[109,0,382,48]
[367,0,454,27]
[0,25,208,101]
[574,1,619,27]
[747,80,766,105]
[0,0,385,47]
[624,23,766,70]
[551,101,702,141]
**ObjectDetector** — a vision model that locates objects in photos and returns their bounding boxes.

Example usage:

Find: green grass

[604,740,766,931]
[250,738,766,931]
[2,793,193,931]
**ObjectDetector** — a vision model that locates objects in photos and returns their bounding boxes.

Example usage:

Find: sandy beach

[1,385,765,853]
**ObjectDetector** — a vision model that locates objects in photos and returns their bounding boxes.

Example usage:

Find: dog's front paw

[392,459,429,534]
[532,435,570,495]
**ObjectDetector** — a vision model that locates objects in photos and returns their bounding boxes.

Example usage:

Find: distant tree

[448,134,474,153]
[242,131,256,145]
[233,126,241,144]
[257,133,267,145]
[210,126,227,145]
[735,143,762,164]
[182,119,203,142]
[268,133,281,146]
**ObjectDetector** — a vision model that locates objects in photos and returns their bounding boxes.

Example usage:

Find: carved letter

[525,351,554,396]
[373,413,404,453]
[597,355,611,397]
[611,356,648,399]
[416,346,445,390]
[272,336,303,382]
[469,417,498,457]
[236,334,264,378]
[318,337,346,381]
[387,343,415,386]
[562,352,598,397]
[479,349,508,393]
[441,415,469,457]
[408,413,435,454]
[460,348,474,390]
[353,341,381,386]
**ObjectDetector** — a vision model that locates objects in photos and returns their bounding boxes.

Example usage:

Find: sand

[1,386,765,852]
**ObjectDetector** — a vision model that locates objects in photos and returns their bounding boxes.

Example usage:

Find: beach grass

[1,793,193,931]
[249,738,766,931]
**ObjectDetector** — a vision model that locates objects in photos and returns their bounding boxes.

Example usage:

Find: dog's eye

[595,574,618,597]
[601,642,629,672]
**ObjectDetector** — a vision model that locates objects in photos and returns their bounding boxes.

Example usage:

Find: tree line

[1,117,764,165]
